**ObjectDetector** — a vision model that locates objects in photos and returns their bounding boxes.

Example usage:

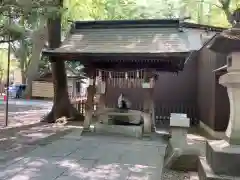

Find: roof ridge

[72,19,226,32]
[73,19,180,30]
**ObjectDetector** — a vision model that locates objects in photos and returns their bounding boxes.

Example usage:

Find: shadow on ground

[1,131,166,180]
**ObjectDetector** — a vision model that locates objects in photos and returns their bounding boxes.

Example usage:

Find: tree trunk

[18,39,27,84]
[43,61,83,123]
[42,0,83,123]
[19,17,27,85]
[25,20,48,97]
[21,71,26,84]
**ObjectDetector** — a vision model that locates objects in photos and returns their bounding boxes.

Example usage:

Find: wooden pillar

[97,78,106,109]
[143,70,152,134]
[83,68,96,130]
[149,86,155,131]
[98,81,108,123]
[98,91,106,109]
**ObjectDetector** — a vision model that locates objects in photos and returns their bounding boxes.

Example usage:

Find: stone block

[107,110,142,125]
[170,113,187,118]
[170,127,188,148]
[198,157,234,180]
[170,113,190,128]
[206,140,240,177]
[94,123,143,138]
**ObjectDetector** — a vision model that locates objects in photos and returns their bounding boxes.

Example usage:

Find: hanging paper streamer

[108,71,112,86]
[150,78,155,88]
[98,70,102,79]
[125,72,128,88]
[96,69,148,88]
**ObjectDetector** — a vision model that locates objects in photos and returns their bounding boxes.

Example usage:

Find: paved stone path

[0,99,52,127]
[1,131,167,180]
[0,123,75,166]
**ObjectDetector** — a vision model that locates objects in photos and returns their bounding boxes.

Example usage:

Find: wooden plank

[32,81,54,98]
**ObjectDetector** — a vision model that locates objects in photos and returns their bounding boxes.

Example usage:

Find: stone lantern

[198,8,240,179]
[208,8,240,145]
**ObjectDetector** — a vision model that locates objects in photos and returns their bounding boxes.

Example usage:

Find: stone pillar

[170,113,190,148]
[219,52,240,145]
[83,70,96,130]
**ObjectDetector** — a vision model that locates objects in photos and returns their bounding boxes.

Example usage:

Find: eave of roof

[207,23,240,54]
[182,22,226,32]
[72,19,226,32]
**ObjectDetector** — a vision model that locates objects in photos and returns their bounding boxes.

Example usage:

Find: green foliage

[62,0,239,28]
[0,0,238,80]
[0,47,18,82]
[0,0,66,42]
[39,55,50,72]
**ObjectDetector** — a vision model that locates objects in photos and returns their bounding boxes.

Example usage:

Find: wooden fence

[73,100,197,127]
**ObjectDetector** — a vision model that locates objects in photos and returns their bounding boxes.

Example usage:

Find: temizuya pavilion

[43,19,207,134]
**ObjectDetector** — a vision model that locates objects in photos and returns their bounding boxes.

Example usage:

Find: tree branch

[218,0,233,24]
[211,3,223,9]
[10,42,17,53]
[0,39,16,43]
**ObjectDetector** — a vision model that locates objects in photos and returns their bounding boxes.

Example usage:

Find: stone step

[94,122,143,138]
[206,140,240,176]
[198,157,235,180]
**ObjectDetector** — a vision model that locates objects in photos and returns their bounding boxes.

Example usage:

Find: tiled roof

[45,27,208,54]
[43,19,226,57]
[43,19,225,57]
[43,19,224,72]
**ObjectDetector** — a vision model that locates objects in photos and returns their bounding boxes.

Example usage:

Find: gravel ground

[162,170,199,180]
[0,103,51,127]
[161,130,207,180]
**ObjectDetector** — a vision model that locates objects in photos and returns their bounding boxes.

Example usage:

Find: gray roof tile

[47,27,211,54]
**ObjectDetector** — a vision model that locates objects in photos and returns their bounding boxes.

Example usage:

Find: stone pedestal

[205,140,240,176]
[198,52,240,180]
[169,113,190,148]
[198,140,240,179]
[165,113,198,171]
